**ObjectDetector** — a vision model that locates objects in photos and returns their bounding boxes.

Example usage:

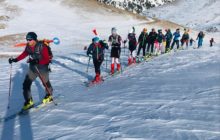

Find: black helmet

[26,32,37,41]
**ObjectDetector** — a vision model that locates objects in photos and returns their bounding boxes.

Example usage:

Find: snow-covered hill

[97,0,175,13]
[0,0,220,140]
[143,0,220,34]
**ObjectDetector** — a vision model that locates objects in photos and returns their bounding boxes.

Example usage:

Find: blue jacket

[173,32,180,41]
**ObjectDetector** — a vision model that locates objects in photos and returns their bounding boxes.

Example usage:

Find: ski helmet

[26,32,37,41]
[92,37,99,43]
[111,27,117,35]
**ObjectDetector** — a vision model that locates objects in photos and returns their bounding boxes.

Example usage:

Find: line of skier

[7,28,207,110]
[87,27,206,83]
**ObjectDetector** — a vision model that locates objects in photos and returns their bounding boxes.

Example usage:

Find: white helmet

[111,27,117,35]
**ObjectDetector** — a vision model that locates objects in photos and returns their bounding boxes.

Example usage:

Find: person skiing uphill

[147,28,157,56]
[196,31,205,48]
[127,27,137,65]
[155,29,164,55]
[164,29,172,53]
[171,28,181,50]
[8,32,53,110]
[190,38,195,46]
[181,28,190,49]
[210,38,215,47]
[137,28,148,61]
[108,27,122,74]
[87,37,108,83]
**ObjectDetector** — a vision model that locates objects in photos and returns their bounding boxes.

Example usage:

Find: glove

[88,54,92,57]
[123,40,127,44]
[8,58,18,64]
[29,59,39,65]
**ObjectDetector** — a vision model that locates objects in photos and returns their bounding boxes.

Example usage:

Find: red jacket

[16,44,50,65]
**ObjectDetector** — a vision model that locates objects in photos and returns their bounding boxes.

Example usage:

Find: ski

[0,95,59,123]
[84,78,104,87]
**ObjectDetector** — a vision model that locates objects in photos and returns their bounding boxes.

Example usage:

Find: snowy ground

[144,0,220,34]
[0,0,220,140]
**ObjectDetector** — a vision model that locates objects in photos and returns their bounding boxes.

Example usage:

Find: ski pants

[23,64,53,102]
[137,44,147,56]
[93,59,103,74]
[171,40,180,49]
[165,40,171,52]
[147,42,154,54]
[198,39,203,48]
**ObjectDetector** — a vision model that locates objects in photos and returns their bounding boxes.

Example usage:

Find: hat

[26,32,37,41]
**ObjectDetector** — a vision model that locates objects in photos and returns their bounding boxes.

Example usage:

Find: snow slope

[97,0,175,13]
[143,0,220,34]
[0,0,220,140]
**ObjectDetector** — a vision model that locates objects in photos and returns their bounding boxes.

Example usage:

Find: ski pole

[86,56,91,73]
[124,42,126,56]
[34,66,57,106]
[7,63,13,109]
[105,52,108,71]
[120,59,123,73]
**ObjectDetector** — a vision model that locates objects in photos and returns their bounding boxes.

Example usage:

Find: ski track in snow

[0,0,220,140]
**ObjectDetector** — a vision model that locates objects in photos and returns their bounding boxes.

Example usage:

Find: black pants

[147,42,154,53]
[93,59,103,74]
[171,40,180,49]
[137,44,146,56]
[23,65,52,102]
[165,40,171,52]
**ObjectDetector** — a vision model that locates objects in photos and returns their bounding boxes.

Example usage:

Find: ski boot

[116,63,121,73]
[22,98,34,110]
[133,57,136,64]
[128,57,132,66]
[42,94,53,104]
[92,73,102,83]
[111,64,115,75]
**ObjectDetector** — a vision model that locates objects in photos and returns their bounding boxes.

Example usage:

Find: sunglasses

[26,39,33,41]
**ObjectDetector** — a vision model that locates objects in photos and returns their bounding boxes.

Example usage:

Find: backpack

[39,40,53,63]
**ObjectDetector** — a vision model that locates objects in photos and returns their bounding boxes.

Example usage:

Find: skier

[181,28,190,49]
[147,28,157,56]
[136,28,148,62]
[171,28,181,50]
[164,29,172,53]
[87,37,108,83]
[155,29,164,55]
[8,32,53,110]
[210,38,215,47]
[108,27,122,74]
[127,27,137,65]
[189,38,195,46]
[196,31,205,48]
